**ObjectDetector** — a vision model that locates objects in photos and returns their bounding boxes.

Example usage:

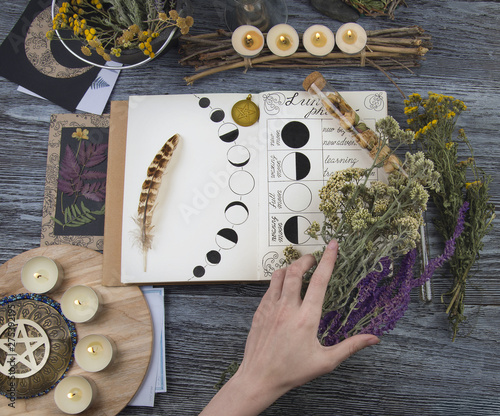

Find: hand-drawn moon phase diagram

[284,215,311,245]
[192,95,257,279]
[282,151,311,180]
[216,228,239,250]
[281,121,310,148]
[218,123,240,143]
[225,201,250,225]
[283,183,312,212]
[24,7,92,78]
[227,145,250,167]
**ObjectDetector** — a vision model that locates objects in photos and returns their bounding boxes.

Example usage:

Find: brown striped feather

[134,134,180,271]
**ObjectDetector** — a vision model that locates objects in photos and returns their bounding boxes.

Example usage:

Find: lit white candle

[231,25,264,58]
[21,256,63,294]
[266,23,299,57]
[54,376,95,414]
[61,285,101,323]
[335,22,367,55]
[75,334,115,372]
[303,25,335,56]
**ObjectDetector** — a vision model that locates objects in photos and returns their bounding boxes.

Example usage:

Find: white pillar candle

[61,285,101,323]
[266,23,299,57]
[335,22,367,55]
[75,334,115,372]
[303,24,335,56]
[54,376,95,414]
[231,25,265,57]
[21,256,63,294]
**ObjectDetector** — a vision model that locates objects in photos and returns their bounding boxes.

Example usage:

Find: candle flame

[347,29,353,38]
[315,32,321,40]
[34,273,43,279]
[67,392,76,399]
[74,299,82,306]
[88,346,96,354]
[245,34,254,47]
[279,35,289,45]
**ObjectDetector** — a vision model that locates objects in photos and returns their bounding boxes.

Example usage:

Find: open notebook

[119,90,388,284]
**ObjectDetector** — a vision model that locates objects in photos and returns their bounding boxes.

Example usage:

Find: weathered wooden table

[1,1,499,414]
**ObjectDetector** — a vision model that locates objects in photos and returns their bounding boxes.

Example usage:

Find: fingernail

[367,336,380,346]
[327,239,337,250]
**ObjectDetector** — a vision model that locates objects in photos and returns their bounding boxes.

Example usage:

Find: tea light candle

[61,285,101,323]
[21,256,63,294]
[231,25,264,58]
[266,23,299,57]
[75,334,115,372]
[54,376,95,414]
[336,22,367,55]
[303,24,335,56]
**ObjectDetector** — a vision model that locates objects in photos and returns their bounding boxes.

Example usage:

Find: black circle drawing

[218,123,239,143]
[216,228,238,249]
[225,201,250,225]
[281,121,310,148]
[210,109,225,122]
[229,170,255,195]
[283,183,312,212]
[282,152,311,180]
[199,97,210,108]
[284,216,311,244]
[193,265,206,277]
[227,145,250,167]
[206,250,222,265]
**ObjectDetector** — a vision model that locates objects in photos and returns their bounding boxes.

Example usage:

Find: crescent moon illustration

[24,7,92,78]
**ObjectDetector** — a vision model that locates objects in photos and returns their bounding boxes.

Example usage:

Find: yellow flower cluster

[465,180,482,189]
[48,1,193,62]
[404,91,467,140]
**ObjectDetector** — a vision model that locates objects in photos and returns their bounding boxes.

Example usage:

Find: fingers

[265,267,286,302]
[302,240,338,313]
[327,334,380,368]
[281,254,316,303]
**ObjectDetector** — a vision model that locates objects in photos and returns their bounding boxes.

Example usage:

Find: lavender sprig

[319,201,469,345]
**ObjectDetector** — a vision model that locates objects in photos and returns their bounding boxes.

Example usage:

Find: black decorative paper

[0,0,102,111]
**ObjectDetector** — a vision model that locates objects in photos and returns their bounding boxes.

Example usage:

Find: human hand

[200,240,379,416]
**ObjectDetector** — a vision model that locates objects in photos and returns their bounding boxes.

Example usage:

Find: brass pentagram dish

[0,245,152,415]
[0,294,76,399]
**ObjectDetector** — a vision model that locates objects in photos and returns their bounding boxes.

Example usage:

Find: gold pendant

[231,94,260,127]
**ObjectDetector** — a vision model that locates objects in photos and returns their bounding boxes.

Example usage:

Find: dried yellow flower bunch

[48,0,193,61]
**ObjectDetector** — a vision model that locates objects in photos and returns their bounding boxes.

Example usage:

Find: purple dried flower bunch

[294,116,468,345]
[319,201,468,346]
[54,128,107,229]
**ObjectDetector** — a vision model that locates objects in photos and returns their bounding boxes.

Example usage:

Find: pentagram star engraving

[234,102,257,120]
[0,319,50,378]
[231,96,260,127]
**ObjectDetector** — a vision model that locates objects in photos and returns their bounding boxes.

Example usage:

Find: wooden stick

[180,26,432,84]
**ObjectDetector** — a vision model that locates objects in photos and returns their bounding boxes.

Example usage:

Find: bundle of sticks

[178,26,432,92]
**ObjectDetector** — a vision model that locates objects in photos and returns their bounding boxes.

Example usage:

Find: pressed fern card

[41,113,109,250]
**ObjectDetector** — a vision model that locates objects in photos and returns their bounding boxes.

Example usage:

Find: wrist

[200,367,284,416]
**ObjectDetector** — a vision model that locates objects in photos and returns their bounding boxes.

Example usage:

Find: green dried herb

[405,92,495,340]
[344,0,406,19]
[303,117,440,314]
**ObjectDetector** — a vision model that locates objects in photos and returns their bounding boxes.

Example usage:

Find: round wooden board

[0,245,153,415]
